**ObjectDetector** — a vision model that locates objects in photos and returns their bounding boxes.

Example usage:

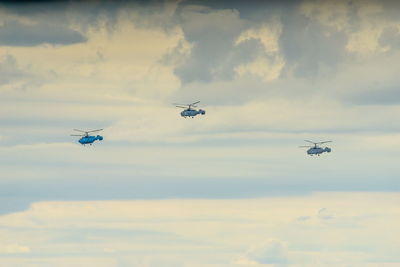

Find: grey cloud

[0,1,68,15]
[379,26,400,50]
[179,0,299,21]
[347,86,400,105]
[0,20,86,46]
[66,0,178,34]
[216,38,266,79]
[375,0,400,24]
[0,1,174,44]
[279,9,348,78]
[170,1,292,84]
[170,0,350,84]
[0,55,24,85]
[172,6,247,83]
[0,54,38,87]
[172,37,265,83]
[161,39,191,66]
[1,167,399,215]
[0,1,117,34]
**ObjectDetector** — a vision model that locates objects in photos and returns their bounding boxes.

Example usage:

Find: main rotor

[174,101,200,110]
[71,129,103,137]
[300,140,332,148]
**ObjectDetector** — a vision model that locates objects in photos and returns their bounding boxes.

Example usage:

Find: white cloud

[236,21,282,53]
[235,55,284,81]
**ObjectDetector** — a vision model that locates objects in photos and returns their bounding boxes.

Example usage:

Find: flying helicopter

[71,129,104,146]
[300,140,332,156]
[174,101,206,118]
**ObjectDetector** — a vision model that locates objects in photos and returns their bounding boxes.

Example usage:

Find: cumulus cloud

[279,6,348,78]
[172,0,350,82]
[171,5,247,83]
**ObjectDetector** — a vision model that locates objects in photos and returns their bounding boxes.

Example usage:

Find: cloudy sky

[1,0,400,266]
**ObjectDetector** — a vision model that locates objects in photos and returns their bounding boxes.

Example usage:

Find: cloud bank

[0,193,399,266]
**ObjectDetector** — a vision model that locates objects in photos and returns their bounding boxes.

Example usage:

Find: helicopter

[174,101,206,118]
[300,140,332,156]
[71,129,104,146]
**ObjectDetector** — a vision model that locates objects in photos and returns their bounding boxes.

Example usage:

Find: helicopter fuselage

[181,109,206,118]
[307,146,331,155]
[78,135,103,145]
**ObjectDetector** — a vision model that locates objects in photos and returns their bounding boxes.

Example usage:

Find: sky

[0,0,400,266]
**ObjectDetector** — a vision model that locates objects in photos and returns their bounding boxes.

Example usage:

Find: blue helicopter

[174,101,206,118]
[71,129,104,146]
[300,140,332,156]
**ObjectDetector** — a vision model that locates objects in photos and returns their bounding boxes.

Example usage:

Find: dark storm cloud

[0,1,87,46]
[178,0,299,19]
[0,20,87,46]
[0,0,68,15]
[0,0,177,46]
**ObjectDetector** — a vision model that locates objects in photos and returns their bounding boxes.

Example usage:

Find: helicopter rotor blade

[86,129,103,133]
[73,129,87,133]
[175,105,188,109]
[304,140,315,144]
[174,101,200,107]
[71,134,85,136]
[317,141,332,144]
[299,146,312,148]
